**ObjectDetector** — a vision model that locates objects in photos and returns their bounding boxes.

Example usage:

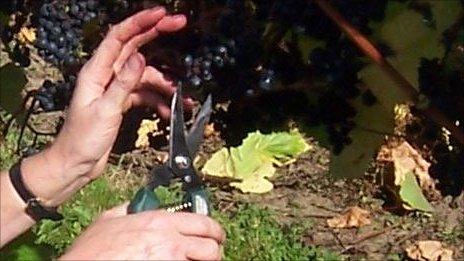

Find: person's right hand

[60,204,225,260]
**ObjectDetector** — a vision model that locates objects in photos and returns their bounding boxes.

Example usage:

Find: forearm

[0,169,35,246]
[0,148,91,247]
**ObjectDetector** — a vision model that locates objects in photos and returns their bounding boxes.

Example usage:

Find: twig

[313,0,464,145]
[331,231,347,250]
[351,226,393,245]
[300,213,336,218]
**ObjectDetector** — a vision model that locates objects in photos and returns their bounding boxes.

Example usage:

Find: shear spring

[166,201,193,213]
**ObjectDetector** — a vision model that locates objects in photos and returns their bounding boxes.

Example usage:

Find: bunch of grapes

[35,76,76,112]
[35,0,99,66]
[183,39,237,89]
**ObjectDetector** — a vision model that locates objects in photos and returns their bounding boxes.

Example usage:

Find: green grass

[215,204,340,261]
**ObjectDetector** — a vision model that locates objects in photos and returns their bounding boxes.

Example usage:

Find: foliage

[214,204,340,261]
[399,172,434,212]
[0,63,27,114]
[0,119,20,169]
[202,130,310,193]
[0,232,53,261]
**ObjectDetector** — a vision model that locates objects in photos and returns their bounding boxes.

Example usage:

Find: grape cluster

[183,40,237,88]
[310,41,363,98]
[35,0,99,66]
[35,76,76,112]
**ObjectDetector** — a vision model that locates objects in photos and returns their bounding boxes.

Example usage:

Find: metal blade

[148,165,173,190]
[186,94,212,156]
[169,85,193,177]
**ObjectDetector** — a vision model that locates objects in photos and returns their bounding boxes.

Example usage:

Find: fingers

[128,89,171,119]
[185,237,221,261]
[100,53,145,110]
[114,15,187,72]
[81,7,167,89]
[171,213,226,244]
[140,66,176,97]
[155,14,187,32]
[100,202,130,219]
[139,66,195,108]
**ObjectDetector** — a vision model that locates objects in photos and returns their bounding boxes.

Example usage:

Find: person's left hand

[22,7,191,206]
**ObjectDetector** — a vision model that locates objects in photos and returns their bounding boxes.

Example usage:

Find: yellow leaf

[135,118,162,149]
[202,130,309,193]
[17,27,36,44]
[230,162,275,194]
[202,148,234,178]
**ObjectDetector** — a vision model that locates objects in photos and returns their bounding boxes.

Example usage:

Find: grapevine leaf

[230,162,275,193]
[202,130,310,193]
[330,98,394,178]
[296,33,325,64]
[399,171,434,212]
[360,1,461,109]
[0,63,27,114]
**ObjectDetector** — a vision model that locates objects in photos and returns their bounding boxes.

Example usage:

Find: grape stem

[313,0,464,145]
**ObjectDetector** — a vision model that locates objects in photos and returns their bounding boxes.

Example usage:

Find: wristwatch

[9,161,63,221]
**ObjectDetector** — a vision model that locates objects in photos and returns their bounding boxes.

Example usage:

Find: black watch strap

[9,161,63,221]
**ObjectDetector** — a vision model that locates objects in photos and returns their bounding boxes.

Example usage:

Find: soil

[208,137,464,260]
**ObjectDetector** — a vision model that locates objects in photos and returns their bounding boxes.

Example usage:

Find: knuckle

[148,211,171,228]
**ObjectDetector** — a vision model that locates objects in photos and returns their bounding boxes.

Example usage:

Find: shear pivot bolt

[174,156,190,169]
[184,175,192,183]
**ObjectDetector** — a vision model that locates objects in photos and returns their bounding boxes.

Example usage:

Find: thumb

[101,52,145,110]
[100,202,130,219]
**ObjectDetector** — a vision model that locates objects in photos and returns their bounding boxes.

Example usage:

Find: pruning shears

[128,85,212,215]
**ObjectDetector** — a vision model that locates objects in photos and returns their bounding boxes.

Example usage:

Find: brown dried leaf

[204,123,219,138]
[327,206,371,228]
[405,240,454,261]
[378,141,435,192]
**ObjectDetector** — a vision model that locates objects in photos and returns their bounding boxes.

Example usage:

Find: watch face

[27,198,41,207]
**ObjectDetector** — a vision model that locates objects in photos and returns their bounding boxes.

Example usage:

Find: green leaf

[361,1,461,108]
[202,130,310,193]
[296,33,325,64]
[0,231,54,261]
[330,98,395,179]
[0,63,28,114]
[399,172,434,212]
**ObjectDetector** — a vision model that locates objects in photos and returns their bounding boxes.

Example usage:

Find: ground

[1,45,463,260]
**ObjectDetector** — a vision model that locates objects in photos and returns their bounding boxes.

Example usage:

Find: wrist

[21,146,91,207]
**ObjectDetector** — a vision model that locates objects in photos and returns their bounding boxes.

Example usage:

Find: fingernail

[127,53,142,70]
[173,14,185,20]
[152,6,165,12]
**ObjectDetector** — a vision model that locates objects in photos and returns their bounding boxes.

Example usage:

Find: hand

[22,7,193,206]
[60,204,225,260]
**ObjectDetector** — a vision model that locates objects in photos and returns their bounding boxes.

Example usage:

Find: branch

[313,0,464,145]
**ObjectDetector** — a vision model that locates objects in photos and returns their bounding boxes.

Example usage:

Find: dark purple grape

[57,36,67,47]
[56,48,68,59]
[64,55,77,66]
[190,75,201,86]
[87,0,98,10]
[36,38,48,49]
[40,4,51,17]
